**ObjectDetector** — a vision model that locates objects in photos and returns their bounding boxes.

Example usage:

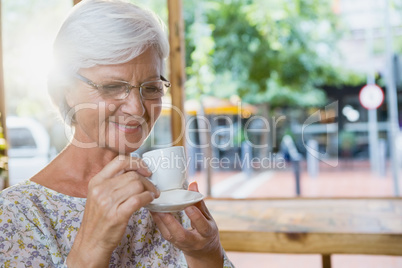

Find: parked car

[6,116,52,185]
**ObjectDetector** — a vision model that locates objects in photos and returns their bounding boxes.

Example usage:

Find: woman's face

[67,47,163,155]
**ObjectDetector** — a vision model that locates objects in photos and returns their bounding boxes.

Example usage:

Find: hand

[67,156,159,268]
[151,182,224,268]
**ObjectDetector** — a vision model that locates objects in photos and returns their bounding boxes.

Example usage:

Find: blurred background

[0,0,402,267]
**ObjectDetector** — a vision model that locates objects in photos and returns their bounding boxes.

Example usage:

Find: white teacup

[142,146,187,192]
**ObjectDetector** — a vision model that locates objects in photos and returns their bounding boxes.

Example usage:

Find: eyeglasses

[74,73,171,100]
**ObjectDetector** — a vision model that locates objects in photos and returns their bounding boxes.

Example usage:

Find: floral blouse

[0,180,234,267]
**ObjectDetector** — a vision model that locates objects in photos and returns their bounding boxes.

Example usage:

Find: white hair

[48,0,169,124]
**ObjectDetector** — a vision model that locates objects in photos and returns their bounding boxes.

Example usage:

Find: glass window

[7,128,37,149]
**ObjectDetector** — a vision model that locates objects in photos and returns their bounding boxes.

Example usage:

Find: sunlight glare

[19,39,54,92]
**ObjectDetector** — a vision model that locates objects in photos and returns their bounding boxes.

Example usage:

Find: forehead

[80,48,163,81]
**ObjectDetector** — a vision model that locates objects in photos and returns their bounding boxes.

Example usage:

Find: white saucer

[145,189,204,213]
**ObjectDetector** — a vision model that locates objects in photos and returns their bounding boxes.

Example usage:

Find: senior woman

[0,0,234,267]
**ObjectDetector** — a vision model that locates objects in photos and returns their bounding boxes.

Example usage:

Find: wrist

[184,244,224,268]
[67,239,112,268]
[67,252,110,268]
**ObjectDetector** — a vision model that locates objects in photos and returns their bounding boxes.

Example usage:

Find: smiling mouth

[117,124,139,129]
[112,122,141,132]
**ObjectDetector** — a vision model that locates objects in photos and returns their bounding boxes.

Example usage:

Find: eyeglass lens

[99,80,167,100]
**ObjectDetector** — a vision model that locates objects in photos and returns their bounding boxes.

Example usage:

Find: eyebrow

[103,74,161,83]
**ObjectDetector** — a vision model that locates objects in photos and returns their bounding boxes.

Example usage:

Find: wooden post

[0,1,6,142]
[167,0,186,147]
[0,1,9,189]
[197,104,212,196]
[322,254,332,268]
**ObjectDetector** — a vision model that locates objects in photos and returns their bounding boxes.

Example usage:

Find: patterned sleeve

[0,192,65,267]
[223,250,235,268]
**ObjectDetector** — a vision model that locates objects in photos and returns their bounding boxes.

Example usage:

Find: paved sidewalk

[189,160,402,268]
[190,160,401,198]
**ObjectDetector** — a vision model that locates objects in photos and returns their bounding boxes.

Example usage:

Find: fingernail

[157,212,166,219]
[185,206,195,215]
[150,192,155,199]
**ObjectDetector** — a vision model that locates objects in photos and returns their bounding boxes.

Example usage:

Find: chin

[113,134,148,155]
[104,143,141,156]
[103,123,152,153]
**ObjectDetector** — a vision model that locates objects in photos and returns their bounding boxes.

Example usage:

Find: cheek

[75,108,100,130]
[74,101,108,130]
[145,100,162,122]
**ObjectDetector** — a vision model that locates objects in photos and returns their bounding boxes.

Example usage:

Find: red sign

[359,84,384,110]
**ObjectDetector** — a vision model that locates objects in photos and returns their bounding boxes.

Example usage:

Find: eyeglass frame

[74,72,171,100]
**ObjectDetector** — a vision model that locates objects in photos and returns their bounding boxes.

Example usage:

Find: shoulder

[1,180,85,205]
[0,180,53,203]
[0,181,65,266]
[0,180,85,217]
[0,181,33,206]
[0,181,43,223]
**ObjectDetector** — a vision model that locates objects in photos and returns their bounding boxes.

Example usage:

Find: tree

[0,112,7,188]
[184,0,365,108]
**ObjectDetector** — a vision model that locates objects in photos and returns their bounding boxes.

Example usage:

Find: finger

[154,213,191,242]
[151,213,173,241]
[188,181,198,192]
[118,191,155,217]
[184,206,214,237]
[112,172,159,204]
[118,172,159,194]
[187,181,213,220]
[124,156,152,177]
[137,174,160,197]
[96,156,151,181]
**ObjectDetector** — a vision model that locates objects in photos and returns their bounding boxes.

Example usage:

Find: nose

[120,89,145,116]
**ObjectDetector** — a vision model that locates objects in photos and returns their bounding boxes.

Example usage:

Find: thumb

[188,181,199,192]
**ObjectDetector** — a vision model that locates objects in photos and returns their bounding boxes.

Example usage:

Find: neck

[59,143,121,181]
[61,126,135,182]
[31,133,136,197]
